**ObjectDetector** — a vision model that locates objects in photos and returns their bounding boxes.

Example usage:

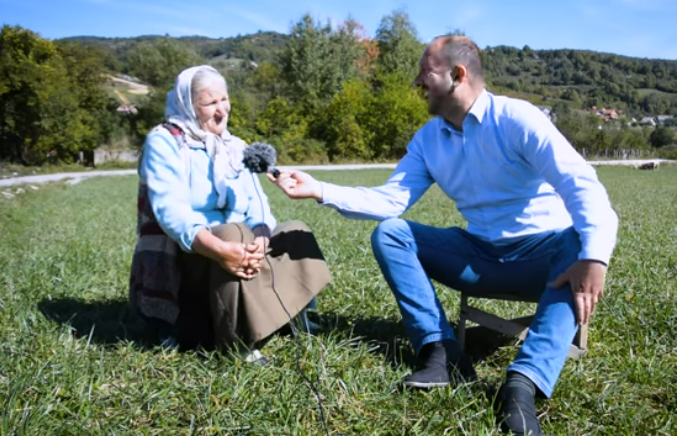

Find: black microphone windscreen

[243,142,277,173]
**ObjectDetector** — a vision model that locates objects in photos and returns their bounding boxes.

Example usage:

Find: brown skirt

[175,220,331,351]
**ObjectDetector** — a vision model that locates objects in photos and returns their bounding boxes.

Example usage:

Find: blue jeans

[371,218,581,398]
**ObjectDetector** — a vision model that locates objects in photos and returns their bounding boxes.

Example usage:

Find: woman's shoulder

[145,124,183,150]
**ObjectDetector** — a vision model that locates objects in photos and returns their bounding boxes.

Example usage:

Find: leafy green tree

[331,18,374,82]
[55,40,123,149]
[255,96,307,140]
[562,88,581,102]
[611,127,650,151]
[132,90,166,140]
[650,126,675,148]
[375,9,423,79]
[348,20,379,75]
[278,14,335,110]
[362,72,429,159]
[227,95,258,143]
[279,14,368,111]
[127,37,204,88]
[0,25,104,164]
[245,61,283,101]
[555,110,600,152]
[319,79,373,160]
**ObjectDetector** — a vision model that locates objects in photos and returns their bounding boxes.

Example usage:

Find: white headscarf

[164,65,245,209]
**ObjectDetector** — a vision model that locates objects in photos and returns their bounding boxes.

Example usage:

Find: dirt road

[1,160,673,189]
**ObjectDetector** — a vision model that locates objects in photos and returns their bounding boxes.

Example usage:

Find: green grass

[1,167,676,435]
[637,88,677,97]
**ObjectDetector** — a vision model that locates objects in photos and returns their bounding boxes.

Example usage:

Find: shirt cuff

[318,182,341,206]
[578,237,615,266]
[181,224,210,253]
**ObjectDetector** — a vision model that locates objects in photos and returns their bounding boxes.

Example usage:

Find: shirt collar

[439,89,490,135]
[467,89,489,124]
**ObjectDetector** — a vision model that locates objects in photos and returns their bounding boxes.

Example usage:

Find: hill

[63,32,677,118]
[482,45,677,116]
[62,31,288,69]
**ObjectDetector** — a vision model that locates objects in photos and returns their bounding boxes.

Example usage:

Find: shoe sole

[403,380,451,388]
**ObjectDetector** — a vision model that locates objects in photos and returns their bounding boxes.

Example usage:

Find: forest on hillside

[2,9,676,165]
[69,29,677,117]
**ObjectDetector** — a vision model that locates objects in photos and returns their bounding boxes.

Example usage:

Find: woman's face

[194,82,230,135]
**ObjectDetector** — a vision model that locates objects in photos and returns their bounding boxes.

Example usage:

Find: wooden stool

[457,292,588,359]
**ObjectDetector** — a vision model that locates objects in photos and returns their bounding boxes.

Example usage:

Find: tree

[362,72,429,159]
[375,9,423,79]
[0,25,104,164]
[278,14,334,110]
[132,90,167,140]
[347,20,379,75]
[562,88,581,102]
[55,40,125,151]
[126,37,204,88]
[650,126,675,148]
[245,61,282,101]
[279,14,368,111]
[334,18,377,78]
[319,79,373,160]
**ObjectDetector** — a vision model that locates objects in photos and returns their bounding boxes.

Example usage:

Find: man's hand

[267,170,322,201]
[549,260,607,325]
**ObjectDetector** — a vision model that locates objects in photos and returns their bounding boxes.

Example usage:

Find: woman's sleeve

[139,128,210,252]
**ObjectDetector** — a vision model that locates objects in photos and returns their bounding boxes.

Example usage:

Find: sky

[2,0,676,60]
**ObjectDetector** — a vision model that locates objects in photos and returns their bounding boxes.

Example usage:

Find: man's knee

[211,223,254,243]
[371,218,410,251]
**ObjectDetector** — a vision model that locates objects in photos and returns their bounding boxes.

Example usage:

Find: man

[270,35,618,436]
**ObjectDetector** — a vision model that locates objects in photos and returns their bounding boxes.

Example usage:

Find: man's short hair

[434,35,484,82]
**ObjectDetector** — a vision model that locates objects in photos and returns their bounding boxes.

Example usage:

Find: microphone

[242,142,280,178]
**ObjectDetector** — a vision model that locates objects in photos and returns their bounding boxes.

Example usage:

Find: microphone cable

[249,171,330,436]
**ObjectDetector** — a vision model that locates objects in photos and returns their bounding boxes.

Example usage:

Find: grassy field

[636,88,677,98]
[0,167,676,435]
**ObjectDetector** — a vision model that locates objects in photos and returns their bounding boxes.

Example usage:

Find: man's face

[414,49,452,116]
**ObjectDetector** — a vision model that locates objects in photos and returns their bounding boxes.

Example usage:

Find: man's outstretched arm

[269,138,435,221]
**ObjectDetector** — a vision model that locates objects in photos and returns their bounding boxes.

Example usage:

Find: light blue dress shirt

[320,90,618,264]
[139,127,277,252]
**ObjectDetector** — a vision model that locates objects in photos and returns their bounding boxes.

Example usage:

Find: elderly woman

[129,65,331,362]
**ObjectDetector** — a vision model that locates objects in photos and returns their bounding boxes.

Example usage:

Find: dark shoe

[496,377,543,436]
[403,340,477,388]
